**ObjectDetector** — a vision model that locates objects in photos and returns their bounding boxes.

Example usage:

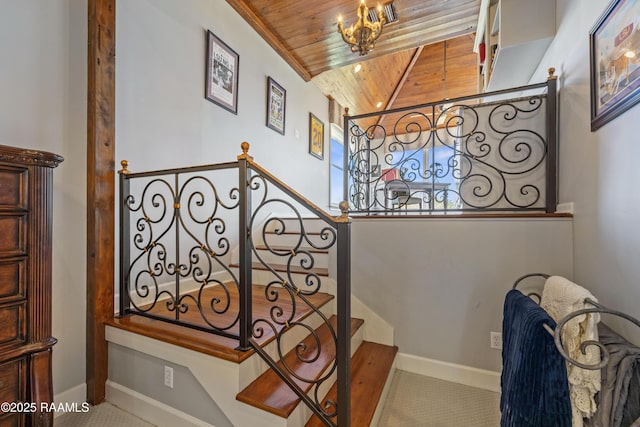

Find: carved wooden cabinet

[0,145,63,426]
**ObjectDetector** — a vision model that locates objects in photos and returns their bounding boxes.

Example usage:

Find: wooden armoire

[0,145,63,426]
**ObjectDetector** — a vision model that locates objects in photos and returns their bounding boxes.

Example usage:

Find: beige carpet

[378,370,501,426]
[55,403,154,427]
[55,371,501,426]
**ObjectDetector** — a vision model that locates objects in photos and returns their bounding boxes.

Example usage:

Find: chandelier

[337,0,387,56]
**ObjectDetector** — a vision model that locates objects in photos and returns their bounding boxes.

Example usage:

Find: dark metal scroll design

[119,150,352,427]
[553,300,640,370]
[246,170,341,425]
[121,169,243,338]
[513,273,640,371]
[346,82,555,214]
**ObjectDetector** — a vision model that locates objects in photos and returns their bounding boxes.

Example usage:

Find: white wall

[351,217,573,372]
[115,0,330,207]
[532,0,640,342]
[0,0,87,397]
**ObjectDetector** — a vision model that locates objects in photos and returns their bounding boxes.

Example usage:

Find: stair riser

[263,232,337,250]
[265,218,332,234]
[253,249,329,270]
[250,269,337,297]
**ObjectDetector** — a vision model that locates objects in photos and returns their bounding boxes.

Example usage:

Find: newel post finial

[237,142,253,160]
[343,107,350,117]
[548,67,557,80]
[339,200,350,220]
[118,160,130,175]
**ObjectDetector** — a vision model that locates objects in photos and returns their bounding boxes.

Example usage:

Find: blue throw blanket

[501,289,572,426]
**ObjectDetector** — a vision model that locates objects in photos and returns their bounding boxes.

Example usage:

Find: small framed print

[205,30,239,114]
[266,77,286,135]
[590,0,640,130]
[309,113,324,160]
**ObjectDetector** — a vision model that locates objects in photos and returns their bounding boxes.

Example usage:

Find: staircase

[108,216,398,427]
[233,216,398,427]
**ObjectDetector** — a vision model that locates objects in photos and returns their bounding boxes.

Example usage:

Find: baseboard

[106,380,216,427]
[53,383,87,418]
[396,353,501,393]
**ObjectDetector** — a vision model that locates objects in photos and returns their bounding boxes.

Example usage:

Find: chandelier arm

[337,1,387,56]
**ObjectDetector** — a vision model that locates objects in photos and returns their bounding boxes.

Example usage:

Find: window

[329,124,344,208]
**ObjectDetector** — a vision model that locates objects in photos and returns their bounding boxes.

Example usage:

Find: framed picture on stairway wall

[205,30,239,114]
[309,113,324,160]
[266,77,286,134]
[590,0,640,130]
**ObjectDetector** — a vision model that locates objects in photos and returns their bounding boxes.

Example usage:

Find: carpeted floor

[55,403,153,427]
[56,371,501,426]
[378,371,500,426]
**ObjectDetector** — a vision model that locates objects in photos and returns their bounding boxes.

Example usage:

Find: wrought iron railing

[118,143,351,427]
[344,69,558,214]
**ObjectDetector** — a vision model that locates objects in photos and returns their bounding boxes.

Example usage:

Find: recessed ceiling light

[354,63,362,73]
[625,50,636,58]
[376,101,383,108]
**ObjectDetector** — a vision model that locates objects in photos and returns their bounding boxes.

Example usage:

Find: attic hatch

[368,1,399,24]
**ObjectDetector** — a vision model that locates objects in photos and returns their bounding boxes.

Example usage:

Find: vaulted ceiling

[226,0,482,120]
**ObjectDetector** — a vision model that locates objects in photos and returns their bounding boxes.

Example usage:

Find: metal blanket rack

[512,273,640,370]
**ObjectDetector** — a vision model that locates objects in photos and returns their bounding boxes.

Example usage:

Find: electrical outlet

[490,332,502,350]
[164,365,174,388]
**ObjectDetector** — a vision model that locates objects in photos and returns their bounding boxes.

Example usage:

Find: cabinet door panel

[0,259,26,302]
[0,168,27,210]
[0,357,26,413]
[0,303,26,348]
[0,216,26,257]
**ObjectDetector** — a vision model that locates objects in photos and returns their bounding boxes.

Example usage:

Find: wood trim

[224,0,312,81]
[351,212,574,220]
[0,145,63,168]
[87,0,116,405]
[376,46,424,127]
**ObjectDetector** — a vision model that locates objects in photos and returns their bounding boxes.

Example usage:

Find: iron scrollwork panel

[347,94,549,213]
[122,169,243,336]
[246,171,341,423]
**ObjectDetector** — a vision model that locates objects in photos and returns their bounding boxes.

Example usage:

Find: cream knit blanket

[540,276,601,427]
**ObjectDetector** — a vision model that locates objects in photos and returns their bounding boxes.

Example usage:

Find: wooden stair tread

[230,262,329,277]
[305,342,399,427]
[236,315,364,417]
[255,244,328,254]
[106,284,333,363]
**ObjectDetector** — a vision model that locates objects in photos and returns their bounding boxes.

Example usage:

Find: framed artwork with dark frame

[309,113,324,160]
[266,77,286,134]
[205,30,239,114]
[590,0,640,131]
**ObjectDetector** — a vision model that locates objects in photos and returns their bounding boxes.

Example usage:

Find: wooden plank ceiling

[226,0,481,127]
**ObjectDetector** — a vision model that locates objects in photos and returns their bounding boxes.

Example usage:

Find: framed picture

[309,113,324,160]
[590,0,640,131]
[205,30,239,114]
[266,77,286,134]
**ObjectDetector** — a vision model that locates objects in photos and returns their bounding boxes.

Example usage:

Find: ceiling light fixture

[337,0,387,56]
[376,101,383,108]
[354,63,362,73]
[438,40,453,125]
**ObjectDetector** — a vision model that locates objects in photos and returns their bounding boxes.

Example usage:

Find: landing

[106,284,333,363]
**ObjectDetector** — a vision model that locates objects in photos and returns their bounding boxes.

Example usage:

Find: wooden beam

[224,0,312,81]
[376,46,424,126]
[87,0,116,404]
